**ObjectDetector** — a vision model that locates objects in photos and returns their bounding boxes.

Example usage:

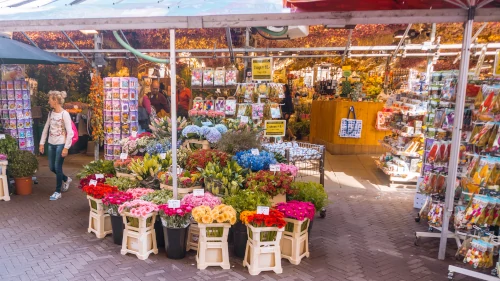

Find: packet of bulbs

[463,239,494,269]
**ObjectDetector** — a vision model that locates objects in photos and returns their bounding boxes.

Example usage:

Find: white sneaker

[50,192,61,201]
[62,177,72,192]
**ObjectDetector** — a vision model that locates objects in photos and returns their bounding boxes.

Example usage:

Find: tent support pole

[170,29,178,200]
[438,5,475,260]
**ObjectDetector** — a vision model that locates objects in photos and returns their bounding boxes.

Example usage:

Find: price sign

[251,149,259,156]
[278,94,285,99]
[240,116,249,124]
[95,174,104,179]
[269,164,281,172]
[257,206,270,215]
[159,153,167,160]
[131,131,137,138]
[89,180,97,186]
[193,189,205,197]
[168,200,181,209]
[0,134,5,140]
[120,153,128,160]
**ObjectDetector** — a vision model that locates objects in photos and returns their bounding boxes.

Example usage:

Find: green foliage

[215,130,261,155]
[289,181,329,212]
[201,160,247,197]
[105,177,139,191]
[291,121,310,138]
[0,135,19,156]
[272,151,287,164]
[141,189,173,205]
[9,150,38,178]
[223,189,271,218]
[77,160,116,179]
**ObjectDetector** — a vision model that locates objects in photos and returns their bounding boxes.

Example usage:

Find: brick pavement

[0,154,480,281]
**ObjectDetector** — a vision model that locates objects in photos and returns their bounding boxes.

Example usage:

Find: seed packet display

[9,120,16,130]
[18,138,26,149]
[10,129,17,138]
[22,90,29,100]
[15,91,22,100]
[122,123,130,135]
[23,100,30,109]
[105,89,112,100]
[129,78,138,89]
[104,101,111,111]
[105,145,113,156]
[270,104,281,119]
[129,101,138,111]
[121,112,129,123]
[225,99,236,115]
[7,90,14,101]
[105,122,113,134]
[129,111,138,122]
[104,78,112,88]
[6,81,13,90]
[215,99,225,112]
[26,129,32,138]
[113,135,121,145]
[2,110,8,119]
[252,103,264,119]
[112,77,120,88]
[17,119,24,129]
[113,123,121,134]
[21,81,28,91]
[14,80,21,90]
[26,137,33,148]
[121,101,129,112]
[130,122,139,134]
[15,100,22,110]
[129,89,137,100]
[120,77,129,89]
[7,101,14,110]
[104,111,112,122]
[112,100,121,111]
[113,112,121,123]
[0,90,6,100]
[113,146,121,157]
[112,89,120,100]
[16,109,23,119]
[120,89,129,100]
[18,129,26,138]
[24,119,31,129]
[8,110,16,119]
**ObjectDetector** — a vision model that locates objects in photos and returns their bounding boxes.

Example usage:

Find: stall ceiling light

[80,30,98,35]
[324,24,356,29]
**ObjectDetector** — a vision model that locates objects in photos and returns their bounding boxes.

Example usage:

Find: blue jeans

[48,144,68,193]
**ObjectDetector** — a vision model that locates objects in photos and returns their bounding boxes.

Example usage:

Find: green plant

[9,150,38,178]
[201,160,247,196]
[141,189,173,204]
[128,154,161,181]
[105,177,139,191]
[76,160,116,179]
[289,181,329,212]
[185,149,230,172]
[215,130,261,155]
[272,151,287,164]
[0,135,19,156]
[291,121,310,138]
[223,190,271,219]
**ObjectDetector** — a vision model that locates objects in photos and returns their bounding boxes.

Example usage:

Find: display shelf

[379,141,421,158]
[389,127,424,138]
[374,159,419,182]
[448,265,497,281]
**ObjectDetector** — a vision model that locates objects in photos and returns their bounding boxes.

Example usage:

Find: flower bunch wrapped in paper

[158,203,193,228]
[103,191,134,216]
[181,192,222,208]
[192,204,237,236]
[241,209,286,242]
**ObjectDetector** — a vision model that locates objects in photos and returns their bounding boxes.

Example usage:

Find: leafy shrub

[9,150,38,178]
[215,130,261,155]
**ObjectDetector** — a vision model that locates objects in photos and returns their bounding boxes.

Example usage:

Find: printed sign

[251,149,260,156]
[89,180,97,186]
[264,120,286,137]
[240,116,249,124]
[252,58,273,81]
[168,200,181,209]
[494,49,500,76]
[257,206,270,215]
[193,189,205,197]
[269,164,281,172]
[0,134,5,140]
[95,174,104,179]
[120,153,128,160]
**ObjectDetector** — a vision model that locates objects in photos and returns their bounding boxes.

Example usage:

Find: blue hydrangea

[182,125,201,138]
[214,124,228,134]
[204,127,222,143]
[145,138,172,155]
[200,126,211,136]
[233,149,277,171]
[202,121,213,127]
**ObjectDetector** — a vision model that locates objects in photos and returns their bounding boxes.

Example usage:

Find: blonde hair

[48,90,67,105]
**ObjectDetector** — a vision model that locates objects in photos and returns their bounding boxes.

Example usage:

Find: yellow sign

[494,49,500,77]
[264,120,286,137]
[342,65,352,77]
[252,58,273,81]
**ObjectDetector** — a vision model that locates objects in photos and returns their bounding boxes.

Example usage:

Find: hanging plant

[89,70,104,144]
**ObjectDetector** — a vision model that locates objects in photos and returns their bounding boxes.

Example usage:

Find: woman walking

[281,84,296,141]
[39,91,74,201]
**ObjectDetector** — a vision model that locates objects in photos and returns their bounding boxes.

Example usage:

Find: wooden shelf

[379,141,421,158]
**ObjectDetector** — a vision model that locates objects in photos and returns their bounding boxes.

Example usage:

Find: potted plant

[9,150,38,195]
[191,204,236,269]
[223,190,271,258]
[0,134,18,156]
[102,191,134,245]
[246,171,294,205]
[289,181,329,218]
[159,170,202,198]
[105,177,140,191]
[76,160,116,180]
[201,160,246,197]
[234,149,277,172]
[79,173,114,189]
[157,203,193,259]
[128,154,162,189]
[185,149,229,172]
[141,189,174,248]
[126,187,155,199]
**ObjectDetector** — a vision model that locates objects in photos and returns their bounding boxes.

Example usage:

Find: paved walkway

[0,153,479,281]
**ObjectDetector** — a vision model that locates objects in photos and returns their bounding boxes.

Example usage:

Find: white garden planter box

[243,224,284,275]
[121,212,158,260]
[281,218,310,265]
[270,193,286,206]
[116,172,136,180]
[186,223,200,252]
[0,161,9,201]
[87,196,112,239]
[196,223,231,270]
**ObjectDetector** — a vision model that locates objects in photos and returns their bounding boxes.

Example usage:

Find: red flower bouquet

[79,174,113,189]
[102,191,134,216]
[275,201,315,221]
[244,209,286,242]
[246,171,294,197]
[82,183,118,199]
[158,203,193,228]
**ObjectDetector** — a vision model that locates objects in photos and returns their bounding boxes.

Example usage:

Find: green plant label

[95,174,104,179]
[120,153,128,160]
[193,189,204,197]
[251,149,259,156]
[168,200,180,209]
[89,180,97,186]
[257,206,269,215]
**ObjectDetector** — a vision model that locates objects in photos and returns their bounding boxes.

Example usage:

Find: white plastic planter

[0,161,9,201]
[87,195,112,239]
[281,218,310,265]
[186,222,200,252]
[196,223,231,270]
[243,225,284,275]
[120,212,158,260]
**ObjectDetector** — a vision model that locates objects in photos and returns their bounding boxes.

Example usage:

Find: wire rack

[284,142,325,186]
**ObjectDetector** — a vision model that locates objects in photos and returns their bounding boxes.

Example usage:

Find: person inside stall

[177,79,191,118]
[138,87,152,133]
[148,80,169,117]
[281,84,296,141]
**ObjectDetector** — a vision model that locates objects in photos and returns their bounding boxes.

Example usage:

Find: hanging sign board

[342,65,352,78]
[264,120,286,137]
[494,49,500,77]
[252,58,273,81]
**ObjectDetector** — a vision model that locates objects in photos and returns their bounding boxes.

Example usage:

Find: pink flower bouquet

[158,203,193,228]
[118,199,159,218]
[126,187,155,199]
[181,192,222,208]
[102,191,134,216]
[275,200,315,221]
[279,163,299,177]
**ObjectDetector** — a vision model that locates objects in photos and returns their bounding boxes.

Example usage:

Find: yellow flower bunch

[240,211,256,224]
[192,204,237,225]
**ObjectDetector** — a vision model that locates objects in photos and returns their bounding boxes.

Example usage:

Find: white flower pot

[87,196,112,239]
[120,212,158,260]
[243,225,284,275]
[281,218,310,265]
[196,223,231,270]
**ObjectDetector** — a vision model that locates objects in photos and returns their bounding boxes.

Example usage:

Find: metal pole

[426,23,437,84]
[93,33,100,161]
[438,6,475,260]
[170,29,178,200]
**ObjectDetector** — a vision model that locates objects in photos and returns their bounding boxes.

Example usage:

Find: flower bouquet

[103,191,134,216]
[276,201,315,231]
[141,189,173,205]
[82,183,118,200]
[128,154,162,188]
[234,149,277,171]
[118,199,159,227]
[126,187,155,199]
[192,204,236,237]
[79,173,114,189]
[120,132,153,156]
[241,209,286,242]
[158,203,193,229]
[150,116,187,139]
[247,171,294,198]
[201,161,246,197]
[145,138,173,155]
[158,203,193,259]
[181,192,222,209]
[105,177,139,191]
[278,163,299,177]
[185,149,229,172]
[114,158,132,174]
